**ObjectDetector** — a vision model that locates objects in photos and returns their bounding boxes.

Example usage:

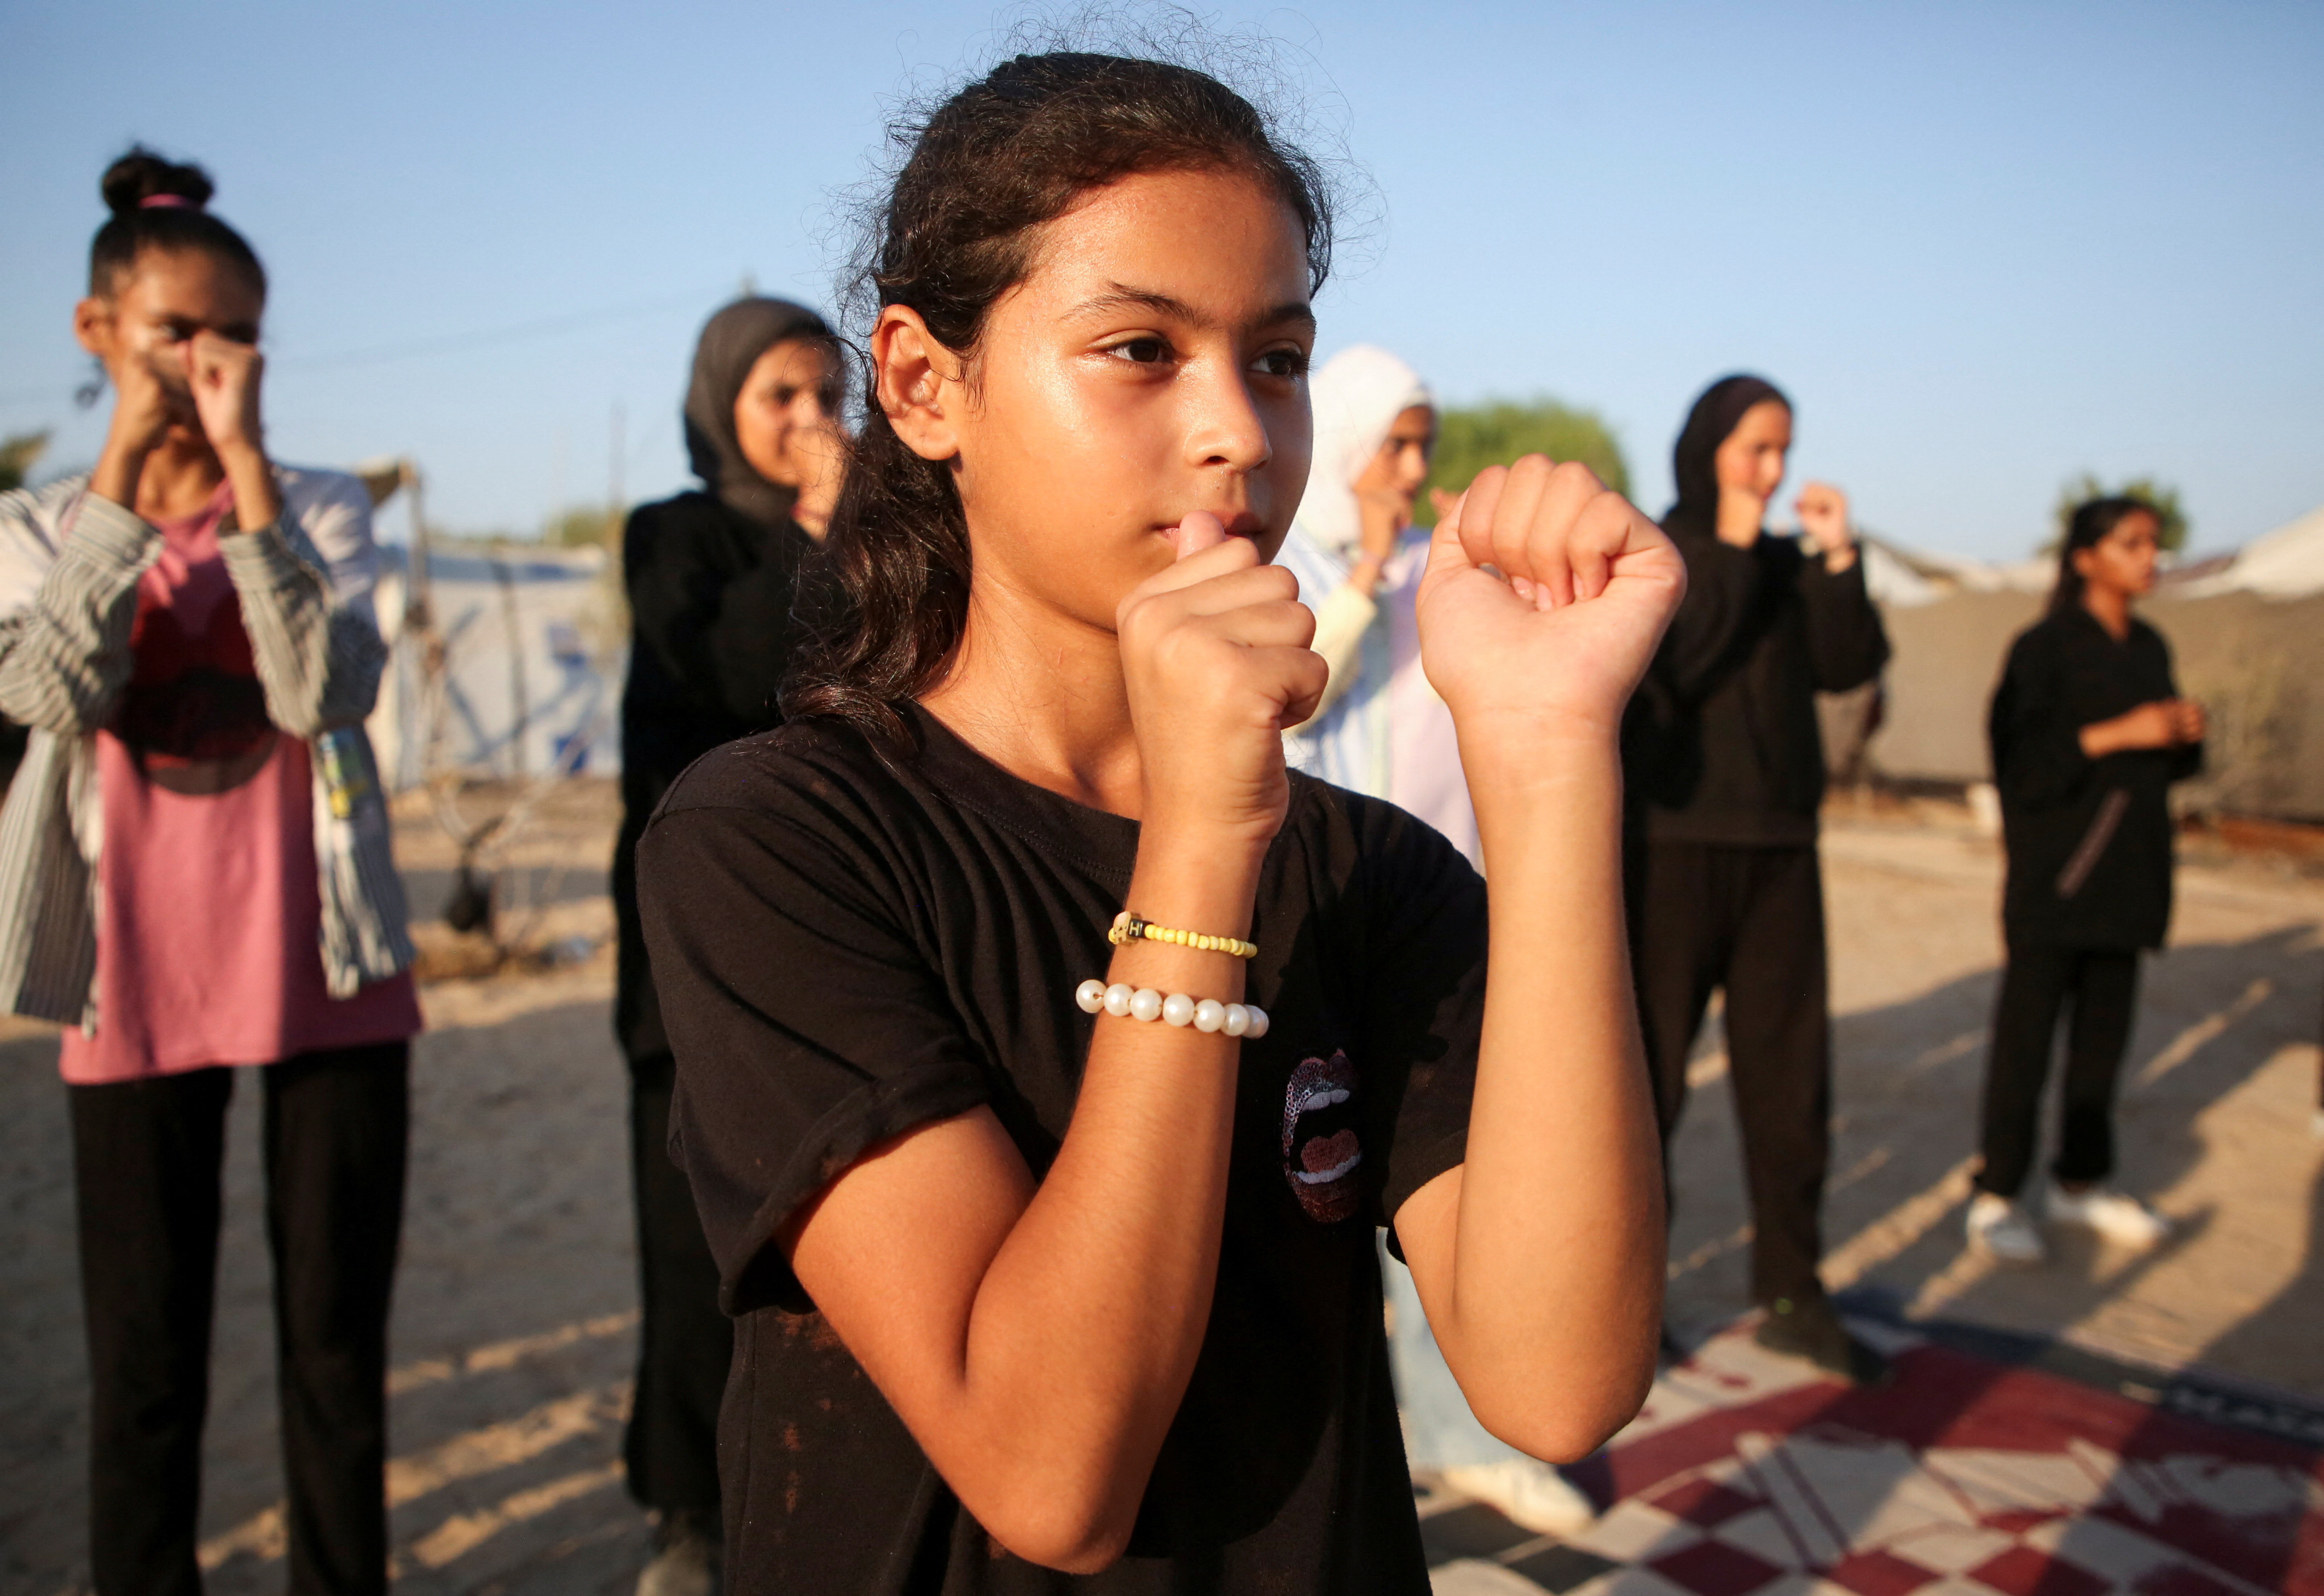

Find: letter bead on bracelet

[1108,911,1257,960]
[1075,980,1269,1038]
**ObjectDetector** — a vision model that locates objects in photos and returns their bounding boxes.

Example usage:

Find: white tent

[1856,536,2054,608]
[2175,504,2324,599]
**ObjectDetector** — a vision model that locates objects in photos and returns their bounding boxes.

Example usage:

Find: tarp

[369,544,625,790]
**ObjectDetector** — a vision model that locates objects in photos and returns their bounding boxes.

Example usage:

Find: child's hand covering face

[877,167,1317,636]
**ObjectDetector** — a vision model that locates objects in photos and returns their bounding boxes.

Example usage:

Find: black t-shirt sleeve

[637,746,992,1314]
[1345,800,1489,1252]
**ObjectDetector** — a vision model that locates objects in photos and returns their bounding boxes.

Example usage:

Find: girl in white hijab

[1279,347,1595,1538]
[1277,346,1478,866]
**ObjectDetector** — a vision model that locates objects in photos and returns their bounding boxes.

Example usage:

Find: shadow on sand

[0,992,657,1596]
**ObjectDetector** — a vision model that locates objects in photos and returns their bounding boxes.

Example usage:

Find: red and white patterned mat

[1419,1314,2324,1596]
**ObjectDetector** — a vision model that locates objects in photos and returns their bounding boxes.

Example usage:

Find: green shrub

[2049,472,2188,552]
[1418,401,1630,525]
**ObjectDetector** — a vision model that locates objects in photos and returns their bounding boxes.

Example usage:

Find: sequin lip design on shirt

[1282,1050,1362,1223]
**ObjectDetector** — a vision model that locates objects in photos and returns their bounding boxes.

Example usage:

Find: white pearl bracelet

[1075,979,1269,1038]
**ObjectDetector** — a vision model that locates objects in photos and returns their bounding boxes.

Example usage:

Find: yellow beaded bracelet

[1108,910,1257,960]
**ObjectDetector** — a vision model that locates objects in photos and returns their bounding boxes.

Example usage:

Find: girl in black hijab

[1622,374,1891,1383]
[612,296,843,1596]
[1966,497,2201,1266]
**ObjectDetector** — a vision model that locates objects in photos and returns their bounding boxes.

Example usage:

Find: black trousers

[1976,944,2140,1198]
[625,1050,729,1511]
[69,1042,409,1596]
[1629,839,1833,1307]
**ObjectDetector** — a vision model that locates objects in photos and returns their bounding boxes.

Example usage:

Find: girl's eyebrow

[1067,284,1316,334]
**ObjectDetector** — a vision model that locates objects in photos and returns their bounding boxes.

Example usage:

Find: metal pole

[609,400,625,531]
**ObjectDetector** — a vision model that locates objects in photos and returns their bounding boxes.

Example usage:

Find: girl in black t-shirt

[639,48,1680,1596]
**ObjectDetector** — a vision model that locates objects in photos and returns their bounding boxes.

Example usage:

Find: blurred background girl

[1966,497,2202,1265]
[0,147,418,1596]
[1621,374,1890,1383]
[1278,342,1592,1536]
[611,295,843,1596]
[1276,344,1475,865]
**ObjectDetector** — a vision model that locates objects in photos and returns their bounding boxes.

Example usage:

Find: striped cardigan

[0,468,415,1027]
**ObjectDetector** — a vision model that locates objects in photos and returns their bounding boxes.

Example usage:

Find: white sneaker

[1965,1192,2046,1264]
[1441,1459,1597,1539]
[2046,1184,2171,1250]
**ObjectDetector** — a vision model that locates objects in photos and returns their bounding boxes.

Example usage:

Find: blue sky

[3,1,2319,559]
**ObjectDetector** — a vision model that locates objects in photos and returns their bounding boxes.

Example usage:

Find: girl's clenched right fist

[1117,511,1326,857]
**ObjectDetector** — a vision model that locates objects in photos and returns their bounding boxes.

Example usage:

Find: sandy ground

[2,782,2319,1594]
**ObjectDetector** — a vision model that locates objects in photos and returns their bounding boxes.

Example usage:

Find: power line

[0,281,735,409]
[278,283,729,372]
[0,380,85,409]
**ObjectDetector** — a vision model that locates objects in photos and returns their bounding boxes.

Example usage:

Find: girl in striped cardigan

[0,147,418,1596]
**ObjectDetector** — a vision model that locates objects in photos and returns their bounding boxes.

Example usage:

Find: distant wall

[1863,591,2041,787]
[1861,588,2324,821]
[2147,590,2324,820]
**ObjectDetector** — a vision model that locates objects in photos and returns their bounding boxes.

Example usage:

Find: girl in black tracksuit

[1622,375,1891,1381]
[1969,497,2202,1262]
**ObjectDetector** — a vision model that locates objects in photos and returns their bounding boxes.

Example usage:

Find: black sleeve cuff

[1380,1126,1468,1263]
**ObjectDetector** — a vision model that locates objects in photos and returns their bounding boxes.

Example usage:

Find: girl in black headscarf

[1622,374,1891,1383]
[611,296,843,1595]
[1964,497,2201,1267]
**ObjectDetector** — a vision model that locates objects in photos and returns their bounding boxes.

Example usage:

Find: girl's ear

[72,296,114,359]
[873,305,964,464]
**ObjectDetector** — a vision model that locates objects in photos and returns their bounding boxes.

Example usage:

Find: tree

[1418,400,1630,526]
[0,431,50,494]
[2049,472,2188,553]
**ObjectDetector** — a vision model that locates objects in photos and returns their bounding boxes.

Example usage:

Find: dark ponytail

[89,146,267,301]
[2049,496,2153,617]
[781,50,1334,743]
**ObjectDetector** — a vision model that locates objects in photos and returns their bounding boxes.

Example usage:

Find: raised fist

[1417,456,1686,755]
[1117,511,1326,853]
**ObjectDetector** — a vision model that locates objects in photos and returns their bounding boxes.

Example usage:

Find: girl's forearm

[218,442,282,533]
[1306,575,1380,719]
[935,831,1261,1565]
[1427,737,1665,1457]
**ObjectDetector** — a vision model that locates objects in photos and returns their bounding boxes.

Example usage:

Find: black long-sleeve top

[1990,607,2200,951]
[1623,525,1891,847]
[613,490,813,1061]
